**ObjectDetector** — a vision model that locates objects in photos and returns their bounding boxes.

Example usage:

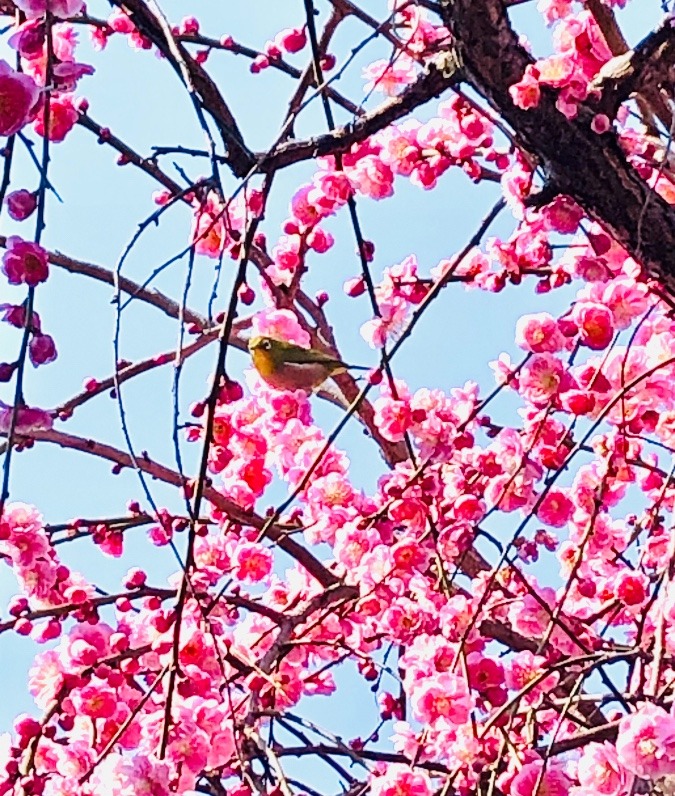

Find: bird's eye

[261,339,272,350]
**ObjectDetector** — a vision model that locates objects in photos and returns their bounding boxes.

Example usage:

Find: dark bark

[442,0,675,296]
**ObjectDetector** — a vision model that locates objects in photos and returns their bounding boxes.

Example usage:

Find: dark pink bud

[307,227,333,253]
[29,334,57,367]
[0,362,16,382]
[345,276,366,297]
[250,55,269,73]
[190,400,205,418]
[5,190,37,221]
[7,596,28,615]
[178,15,200,35]
[277,27,306,53]
[116,597,132,613]
[14,618,32,636]
[360,240,375,262]
[123,567,147,588]
[265,42,282,60]
[219,379,243,404]
[238,282,255,305]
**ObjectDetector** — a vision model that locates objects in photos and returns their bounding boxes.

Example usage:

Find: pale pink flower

[349,155,395,200]
[519,354,567,405]
[363,56,418,96]
[70,683,117,718]
[28,649,65,708]
[191,193,229,257]
[370,764,432,796]
[64,624,112,668]
[536,54,575,88]
[537,0,574,24]
[91,753,171,796]
[250,309,311,348]
[576,741,632,796]
[409,671,473,727]
[390,721,424,760]
[509,65,541,109]
[312,169,354,208]
[505,650,560,705]
[490,352,518,386]
[374,396,412,442]
[616,704,675,779]
[508,587,557,638]
[601,279,650,330]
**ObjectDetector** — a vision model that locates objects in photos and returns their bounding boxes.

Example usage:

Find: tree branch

[443,0,675,298]
[9,429,341,589]
[112,0,255,177]
[259,54,461,172]
[590,15,675,125]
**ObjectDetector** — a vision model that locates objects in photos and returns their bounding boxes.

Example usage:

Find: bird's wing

[282,347,344,368]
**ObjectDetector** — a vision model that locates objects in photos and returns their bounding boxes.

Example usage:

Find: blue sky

[0,0,665,753]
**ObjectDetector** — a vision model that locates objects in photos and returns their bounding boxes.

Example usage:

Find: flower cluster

[9,16,92,142]
[6,1,675,796]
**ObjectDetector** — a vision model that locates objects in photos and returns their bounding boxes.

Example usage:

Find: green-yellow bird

[248,335,368,392]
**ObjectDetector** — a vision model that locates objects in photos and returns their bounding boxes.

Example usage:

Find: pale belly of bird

[261,361,343,392]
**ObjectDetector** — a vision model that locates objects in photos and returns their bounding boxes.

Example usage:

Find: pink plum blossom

[0,61,39,136]
[5,190,37,221]
[13,0,84,18]
[616,704,675,779]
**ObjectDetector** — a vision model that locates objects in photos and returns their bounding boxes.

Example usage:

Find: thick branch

[444,0,675,297]
[113,0,255,177]
[590,16,675,123]
[259,55,461,171]
[11,429,341,589]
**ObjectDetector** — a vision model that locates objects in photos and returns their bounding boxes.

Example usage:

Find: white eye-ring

[261,338,272,350]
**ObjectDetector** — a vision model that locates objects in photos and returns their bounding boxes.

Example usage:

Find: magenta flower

[5,189,37,221]
[2,236,49,286]
[0,60,39,136]
[29,333,57,367]
[13,0,84,20]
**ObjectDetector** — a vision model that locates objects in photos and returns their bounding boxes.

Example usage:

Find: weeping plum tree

[2,0,675,794]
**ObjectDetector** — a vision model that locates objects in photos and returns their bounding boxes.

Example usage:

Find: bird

[248,335,368,392]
